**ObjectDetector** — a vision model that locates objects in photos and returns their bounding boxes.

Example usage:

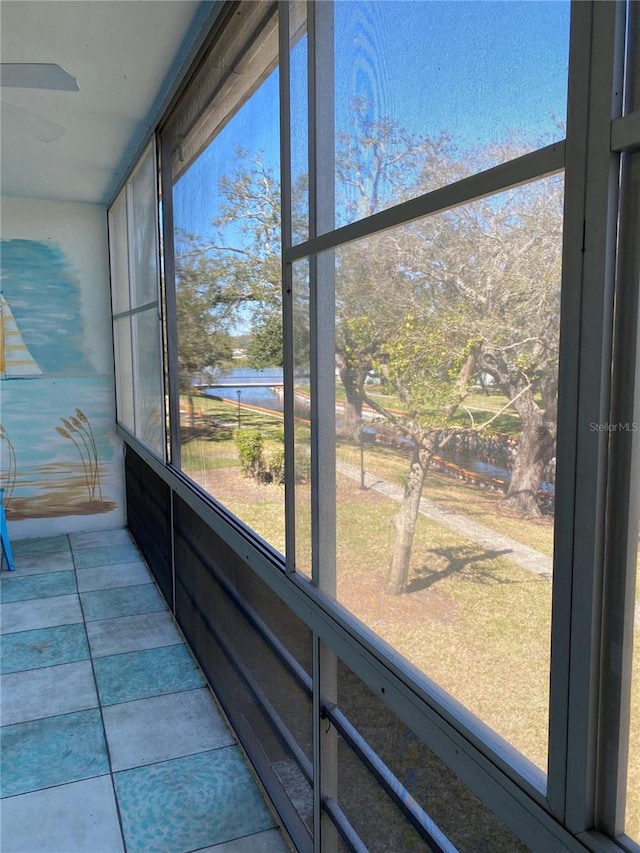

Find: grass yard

[339,437,555,556]
[179,393,640,835]
[630,678,640,839]
[361,389,524,435]
[335,476,553,769]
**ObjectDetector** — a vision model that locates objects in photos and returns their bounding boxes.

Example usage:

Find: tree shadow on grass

[408,545,517,593]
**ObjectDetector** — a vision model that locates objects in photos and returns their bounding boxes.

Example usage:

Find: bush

[236,428,285,484]
[235,429,264,477]
[267,447,285,483]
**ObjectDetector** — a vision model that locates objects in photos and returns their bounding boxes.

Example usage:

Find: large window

[325,173,563,772]
[161,2,285,552]
[109,143,164,455]
[110,2,640,851]
[284,0,568,780]
[328,0,568,230]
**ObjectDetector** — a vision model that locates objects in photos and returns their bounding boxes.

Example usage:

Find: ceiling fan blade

[0,63,79,91]
[1,98,65,143]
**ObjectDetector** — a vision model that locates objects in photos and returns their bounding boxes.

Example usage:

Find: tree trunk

[188,392,196,431]
[506,388,555,516]
[338,364,365,439]
[386,441,432,596]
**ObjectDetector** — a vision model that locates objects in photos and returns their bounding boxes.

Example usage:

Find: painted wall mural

[0,229,121,528]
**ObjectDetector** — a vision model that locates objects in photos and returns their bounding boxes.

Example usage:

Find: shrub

[236,428,285,484]
[267,447,285,483]
[235,429,264,477]
[294,446,311,483]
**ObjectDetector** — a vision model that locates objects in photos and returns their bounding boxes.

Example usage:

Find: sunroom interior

[1,1,640,852]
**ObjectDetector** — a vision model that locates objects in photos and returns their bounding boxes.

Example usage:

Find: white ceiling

[0,0,212,205]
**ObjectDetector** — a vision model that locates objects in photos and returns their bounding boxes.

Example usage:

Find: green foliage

[294,445,311,483]
[235,429,264,476]
[235,427,285,484]
[342,315,378,357]
[266,447,285,483]
[246,311,284,369]
[174,261,235,389]
[375,308,477,428]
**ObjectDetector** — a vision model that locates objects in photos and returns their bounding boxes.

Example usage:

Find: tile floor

[0,528,291,853]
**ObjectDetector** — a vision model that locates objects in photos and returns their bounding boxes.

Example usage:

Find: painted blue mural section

[1,239,92,377]
[1,239,118,520]
[4,377,115,469]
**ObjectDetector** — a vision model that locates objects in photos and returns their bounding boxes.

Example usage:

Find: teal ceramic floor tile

[114,748,276,853]
[74,543,141,569]
[1,623,89,674]
[76,561,151,592]
[80,583,166,621]
[86,611,183,658]
[0,570,76,603]
[1,594,82,635]
[11,535,70,558]
[0,709,109,798]
[70,529,133,550]
[199,829,290,853]
[0,777,124,853]
[94,644,204,706]
[11,552,75,575]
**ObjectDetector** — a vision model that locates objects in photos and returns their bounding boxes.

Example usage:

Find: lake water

[202,367,282,406]
[201,370,554,494]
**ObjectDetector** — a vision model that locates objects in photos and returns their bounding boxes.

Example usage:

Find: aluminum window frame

[281,0,569,819]
[596,2,640,846]
[109,140,166,458]
[277,0,636,846]
[109,1,640,849]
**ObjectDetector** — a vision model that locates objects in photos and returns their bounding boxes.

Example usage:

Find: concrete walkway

[337,460,640,628]
[338,460,553,579]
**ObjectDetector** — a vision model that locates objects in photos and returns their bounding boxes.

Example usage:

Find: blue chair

[0,489,16,571]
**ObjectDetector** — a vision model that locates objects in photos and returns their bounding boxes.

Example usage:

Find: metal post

[236,389,241,429]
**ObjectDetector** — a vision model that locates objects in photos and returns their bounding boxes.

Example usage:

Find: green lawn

[359,389,524,436]
[178,391,640,834]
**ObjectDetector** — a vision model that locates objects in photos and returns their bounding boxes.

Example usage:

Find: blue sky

[174,69,280,244]
[333,0,569,149]
[174,0,570,243]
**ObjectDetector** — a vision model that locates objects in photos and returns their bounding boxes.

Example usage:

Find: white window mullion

[279,0,297,574]
[548,0,626,831]
[597,1,640,837]
[308,3,339,851]
[118,186,139,438]
[611,110,640,153]
[284,142,564,265]
[597,146,640,840]
[125,183,141,438]
[309,0,336,593]
[150,139,166,459]
[159,132,181,470]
